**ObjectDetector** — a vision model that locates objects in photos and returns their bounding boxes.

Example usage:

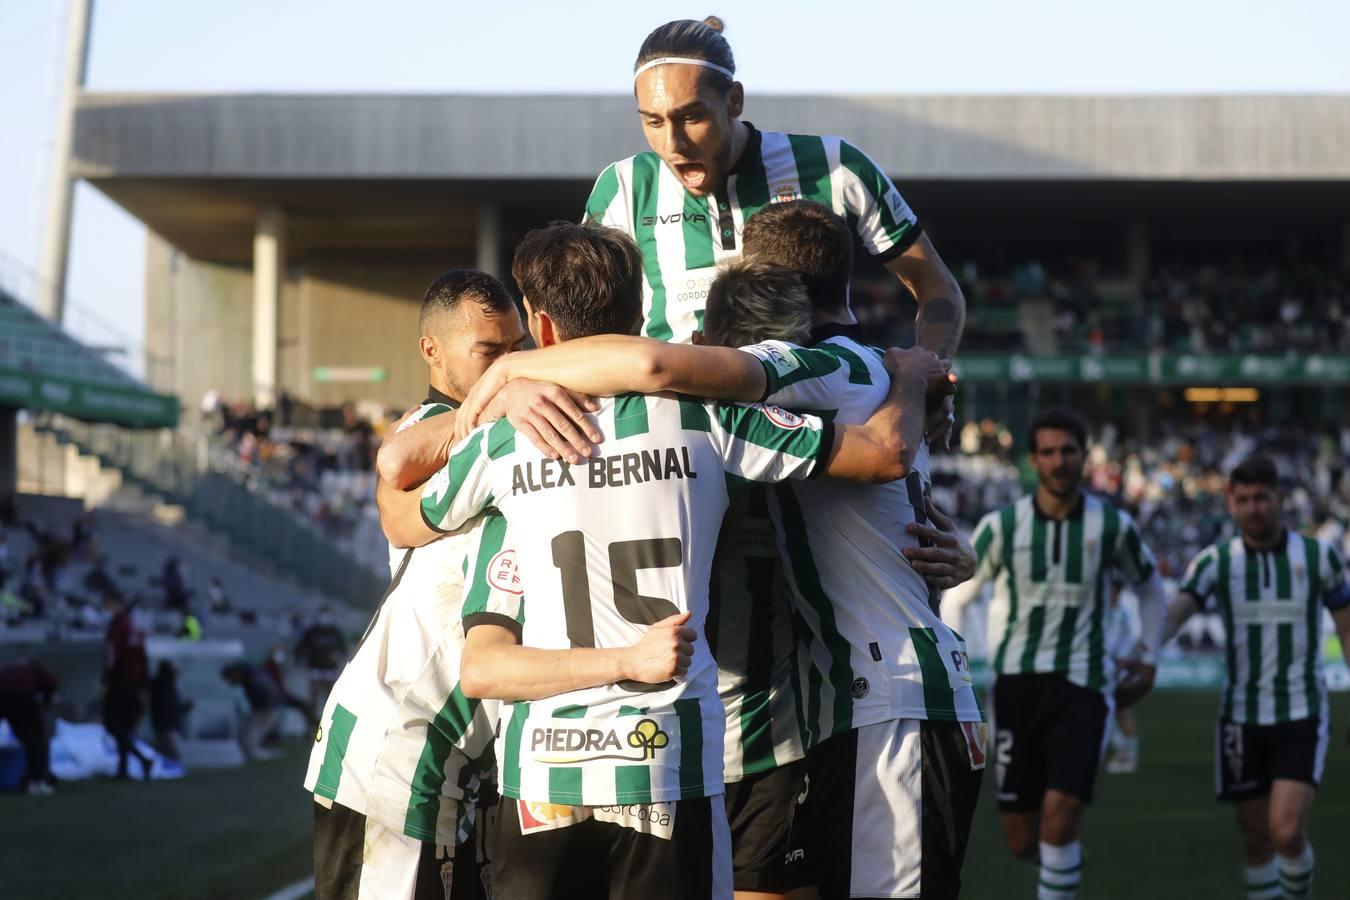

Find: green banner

[0,366,179,428]
[953,353,1350,385]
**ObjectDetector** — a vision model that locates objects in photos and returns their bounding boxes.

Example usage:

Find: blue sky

[2,0,1347,378]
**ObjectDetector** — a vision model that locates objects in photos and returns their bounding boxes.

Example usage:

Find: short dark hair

[419,269,514,334]
[1229,455,1279,488]
[511,222,644,340]
[634,16,735,90]
[703,260,812,349]
[1028,408,1089,452]
[742,201,853,313]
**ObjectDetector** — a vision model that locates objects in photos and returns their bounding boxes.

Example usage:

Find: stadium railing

[34,416,386,609]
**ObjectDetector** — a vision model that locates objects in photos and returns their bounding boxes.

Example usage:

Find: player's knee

[1268,817,1305,857]
[1005,830,1038,861]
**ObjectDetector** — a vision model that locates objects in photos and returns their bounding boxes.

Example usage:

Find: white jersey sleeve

[582,162,632,231]
[707,399,833,484]
[838,140,922,261]
[420,419,515,535]
[1112,511,1158,584]
[739,340,857,411]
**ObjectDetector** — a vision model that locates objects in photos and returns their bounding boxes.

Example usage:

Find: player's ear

[725,82,744,119]
[418,335,437,365]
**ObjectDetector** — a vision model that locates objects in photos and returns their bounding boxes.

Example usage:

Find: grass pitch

[1,689,1345,898]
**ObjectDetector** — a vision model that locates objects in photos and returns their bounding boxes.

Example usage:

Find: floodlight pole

[37,0,94,324]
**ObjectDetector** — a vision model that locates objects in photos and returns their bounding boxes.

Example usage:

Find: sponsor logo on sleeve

[750,343,801,378]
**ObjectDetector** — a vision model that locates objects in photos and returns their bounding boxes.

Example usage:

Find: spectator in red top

[103,593,152,780]
[0,656,58,794]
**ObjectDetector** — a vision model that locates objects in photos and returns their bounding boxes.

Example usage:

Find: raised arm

[885,235,966,360]
[459,613,695,701]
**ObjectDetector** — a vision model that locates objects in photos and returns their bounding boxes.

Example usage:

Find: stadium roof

[0,290,178,428]
[71,93,1350,261]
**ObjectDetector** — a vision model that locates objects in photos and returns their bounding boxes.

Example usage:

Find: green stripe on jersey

[973,520,994,561]
[1053,607,1079,675]
[1216,543,1236,719]
[1065,515,1084,584]
[585,164,620,223]
[814,343,873,385]
[615,765,652,802]
[716,404,822,457]
[553,704,587,718]
[682,193,715,271]
[676,394,712,431]
[487,417,516,459]
[1274,623,1293,721]
[461,513,509,617]
[614,393,650,438]
[912,627,957,720]
[631,154,671,341]
[992,505,1019,672]
[675,697,705,799]
[1302,536,1321,715]
[1020,607,1046,671]
[732,146,770,225]
[1030,516,1048,583]
[839,141,910,241]
[786,134,833,207]
[313,704,358,800]
[404,686,480,838]
[549,766,582,804]
[1274,548,1292,597]
[1183,553,1214,596]
[502,702,529,796]
[775,484,854,737]
[1245,624,1262,723]
[1087,504,1120,690]
[1244,551,1260,602]
[768,347,844,394]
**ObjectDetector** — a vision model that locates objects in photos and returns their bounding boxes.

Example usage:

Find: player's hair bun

[702,15,725,33]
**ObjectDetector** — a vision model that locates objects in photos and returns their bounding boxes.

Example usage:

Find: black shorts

[784,719,986,899]
[489,795,732,900]
[724,759,805,893]
[992,673,1109,811]
[1215,716,1329,802]
[312,800,488,900]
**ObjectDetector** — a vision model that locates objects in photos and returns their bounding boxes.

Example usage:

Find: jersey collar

[1241,528,1288,555]
[425,386,460,409]
[725,121,761,181]
[1032,493,1085,521]
[807,321,863,346]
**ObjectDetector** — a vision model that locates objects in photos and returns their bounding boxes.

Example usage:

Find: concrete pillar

[477,203,502,277]
[1126,222,1151,281]
[0,407,16,503]
[37,0,94,323]
[252,206,285,409]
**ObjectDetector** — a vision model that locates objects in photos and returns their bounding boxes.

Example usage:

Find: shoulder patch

[762,405,806,430]
[486,549,523,595]
[745,342,802,379]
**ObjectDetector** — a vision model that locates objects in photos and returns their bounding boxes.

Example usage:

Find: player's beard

[1042,468,1082,498]
[1239,514,1280,546]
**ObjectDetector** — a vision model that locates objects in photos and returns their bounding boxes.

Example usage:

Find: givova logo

[531,718,671,765]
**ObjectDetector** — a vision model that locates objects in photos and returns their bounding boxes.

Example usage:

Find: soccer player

[1162,456,1350,900]
[381,221,948,900]
[584,18,968,894]
[455,201,983,899]
[305,270,527,900]
[942,409,1168,900]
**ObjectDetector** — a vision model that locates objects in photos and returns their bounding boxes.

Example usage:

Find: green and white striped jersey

[1180,531,1349,725]
[421,392,833,806]
[706,483,805,782]
[742,334,984,747]
[965,494,1158,692]
[584,124,922,345]
[303,400,504,847]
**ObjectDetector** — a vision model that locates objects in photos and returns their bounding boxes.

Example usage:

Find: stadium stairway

[28,416,387,609]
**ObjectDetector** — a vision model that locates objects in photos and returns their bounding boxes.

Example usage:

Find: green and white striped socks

[1244,860,1279,900]
[1277,845,1313,899]
[1037,841,1082,900]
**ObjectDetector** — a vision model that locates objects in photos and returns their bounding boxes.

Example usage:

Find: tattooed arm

[884,234,965,444]
[883,233,965,358]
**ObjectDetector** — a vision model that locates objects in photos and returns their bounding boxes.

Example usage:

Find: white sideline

[260,876,314,900]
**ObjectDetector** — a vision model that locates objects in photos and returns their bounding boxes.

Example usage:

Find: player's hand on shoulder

[904,496,977,591]
[623,611,696,684]
[469,377,602,465]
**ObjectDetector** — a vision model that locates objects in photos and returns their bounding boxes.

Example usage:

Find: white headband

[633,56,735,81]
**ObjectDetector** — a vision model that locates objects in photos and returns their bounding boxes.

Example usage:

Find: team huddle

[299,16,1350,900]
